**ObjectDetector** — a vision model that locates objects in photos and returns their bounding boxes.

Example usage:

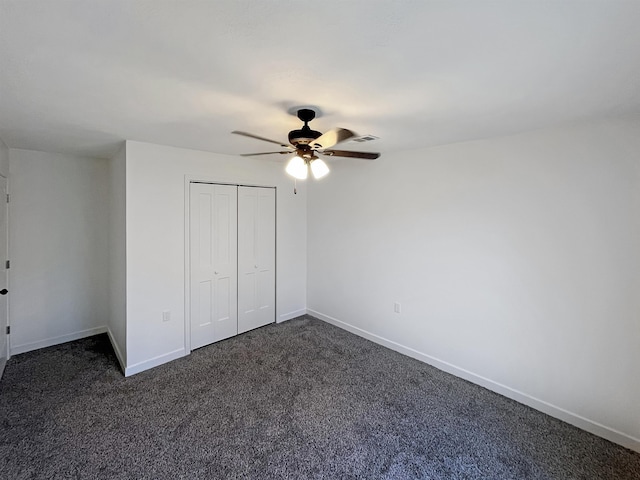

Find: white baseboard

[308,308,640,454]
[278,308,307,323]
[124,348,186,377]
[106,328,126,374]
[10,326,108,356]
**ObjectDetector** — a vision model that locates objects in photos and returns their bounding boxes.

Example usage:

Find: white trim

[10,326,107,355]
[278,308,307,323]
[183,176,191,355]
[124,348,186,377]
[2,174,9,363]
[308,308,640,454]
[184,173,278,190]
[0,319,5,380]
[106,327,126,374]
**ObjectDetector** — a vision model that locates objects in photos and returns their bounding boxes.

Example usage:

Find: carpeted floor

[1,316,639,479]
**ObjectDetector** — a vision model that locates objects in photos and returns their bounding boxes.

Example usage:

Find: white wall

[124,141,307,375]
[108,143,127,368]
[307,118,640,451]
[9,149,110,353]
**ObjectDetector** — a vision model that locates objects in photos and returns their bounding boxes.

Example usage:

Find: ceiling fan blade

[322,149,380,160]
[232,131,290,148]
[309,128,356,149]
[240,151,293,157]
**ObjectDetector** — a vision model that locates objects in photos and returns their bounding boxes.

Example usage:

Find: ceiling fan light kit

[233,107,380,183]
[285,155,330,180]
[309,157,329,179]
[285,155,308,180]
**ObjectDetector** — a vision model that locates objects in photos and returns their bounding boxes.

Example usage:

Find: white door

[0,176,7,378]
[190,183,238,350]
[237,186,276,334]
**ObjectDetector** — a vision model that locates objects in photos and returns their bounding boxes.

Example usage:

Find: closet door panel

[190,183,238,349]
[238,186,275,334]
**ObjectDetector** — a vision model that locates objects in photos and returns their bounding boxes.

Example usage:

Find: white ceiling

[1,1,639,159]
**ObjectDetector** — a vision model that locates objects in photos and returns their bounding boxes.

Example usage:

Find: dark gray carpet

[1,316,639,479]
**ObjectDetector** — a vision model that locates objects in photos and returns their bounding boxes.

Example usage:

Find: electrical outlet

[394,302,401,314]
[162,310,171,322]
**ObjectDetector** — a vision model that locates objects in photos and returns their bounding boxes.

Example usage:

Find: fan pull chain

[294,178,297,195]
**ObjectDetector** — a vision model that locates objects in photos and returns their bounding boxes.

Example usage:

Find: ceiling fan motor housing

[289,108,322,146]
[288,125,322,146]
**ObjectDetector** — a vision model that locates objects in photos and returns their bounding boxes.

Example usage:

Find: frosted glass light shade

[285,155,308,179]
[310,158,330,179]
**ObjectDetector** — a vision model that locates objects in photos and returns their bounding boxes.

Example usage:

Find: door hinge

[5,260,9,269]
[5,194,8,203]
[5,326,9,335]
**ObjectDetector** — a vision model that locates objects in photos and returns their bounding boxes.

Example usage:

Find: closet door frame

[184,177,277,355]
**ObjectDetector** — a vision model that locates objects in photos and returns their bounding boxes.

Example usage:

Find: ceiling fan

[232,108,380,180]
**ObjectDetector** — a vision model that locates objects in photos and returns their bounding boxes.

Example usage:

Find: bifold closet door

[237,186,276,334]
[190,183,238,349]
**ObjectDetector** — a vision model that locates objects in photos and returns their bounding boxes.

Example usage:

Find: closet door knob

[0,289,7,295]
[254,265,258,269]
[214,271,219,275]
